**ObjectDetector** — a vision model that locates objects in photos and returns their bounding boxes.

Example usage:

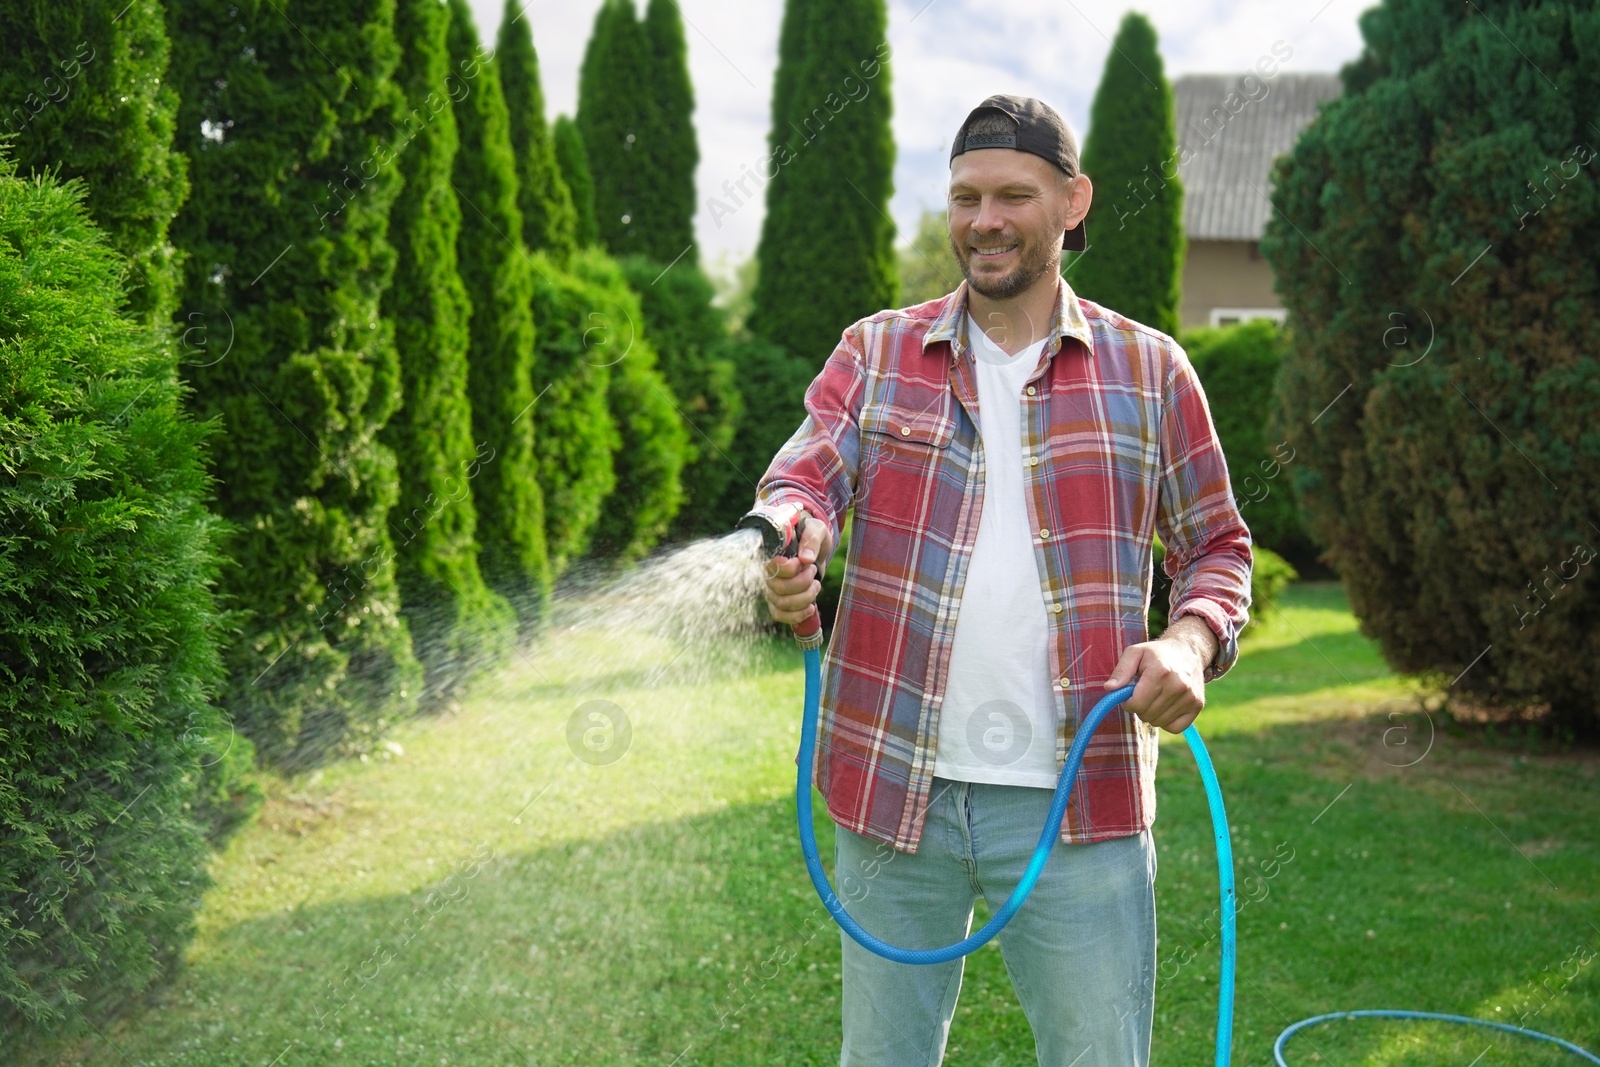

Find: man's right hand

[762,512,833,626]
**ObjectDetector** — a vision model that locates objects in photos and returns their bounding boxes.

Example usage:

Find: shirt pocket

[859,399,956,449]
[856,399,957,532]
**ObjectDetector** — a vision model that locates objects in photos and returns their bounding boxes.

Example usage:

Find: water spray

[741,514,1600,1065]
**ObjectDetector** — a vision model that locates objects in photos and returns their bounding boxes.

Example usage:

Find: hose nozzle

[737,504,825,650]
[735,502,807,560]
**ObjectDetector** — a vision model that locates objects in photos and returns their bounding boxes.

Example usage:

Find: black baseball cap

[949,94,1086,252]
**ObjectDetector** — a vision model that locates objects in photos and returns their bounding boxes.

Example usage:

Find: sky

[467,0,1369,280]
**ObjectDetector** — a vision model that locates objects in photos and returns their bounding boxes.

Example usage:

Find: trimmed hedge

[637,0,699,266]
[528,248,691,569]
[0,156,255,1033]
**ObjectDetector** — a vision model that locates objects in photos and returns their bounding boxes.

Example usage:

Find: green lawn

[20,582,1600,1066]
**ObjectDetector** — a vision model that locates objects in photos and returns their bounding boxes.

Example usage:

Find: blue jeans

[833,777,1157,1066]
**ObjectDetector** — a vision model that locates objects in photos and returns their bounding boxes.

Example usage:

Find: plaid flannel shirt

[752,276,1252,850]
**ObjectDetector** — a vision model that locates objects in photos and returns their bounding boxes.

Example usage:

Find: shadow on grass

[1211,630,1398,706]
[25,711,1598,1067]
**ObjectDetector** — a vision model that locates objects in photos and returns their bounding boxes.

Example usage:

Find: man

[750,94,1252,1066]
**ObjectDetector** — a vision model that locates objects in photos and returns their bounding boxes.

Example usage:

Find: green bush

[1179,320,1320,573]
[1245,546,1298,630]
[0,157,253,1032]
[616,255,742,540]
[0,0,188,327]
[897,209,963,306]
[565,251,689,562]
[529,249,621,575]
[1148,537,1295,641]
[713,335,817,528]
[1261,0,1600,733]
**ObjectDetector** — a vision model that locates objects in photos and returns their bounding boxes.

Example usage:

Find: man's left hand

[1101,616,1218,734]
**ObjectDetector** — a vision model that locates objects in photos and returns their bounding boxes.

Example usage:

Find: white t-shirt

[932,314,1060,789]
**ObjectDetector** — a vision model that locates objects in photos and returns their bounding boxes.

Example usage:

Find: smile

[971,244,1017,258]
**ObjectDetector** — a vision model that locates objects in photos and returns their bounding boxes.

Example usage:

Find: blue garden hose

[793,646,1600,1066]
[1273,1010,1600,1065]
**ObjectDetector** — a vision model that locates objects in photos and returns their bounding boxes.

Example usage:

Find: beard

[950,226,1060,300]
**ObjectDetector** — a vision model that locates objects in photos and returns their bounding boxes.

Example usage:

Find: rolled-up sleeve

[750,328,868,555]
[1154,339,1254,681]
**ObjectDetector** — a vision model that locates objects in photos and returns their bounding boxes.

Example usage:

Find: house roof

[1172,72,1343,241]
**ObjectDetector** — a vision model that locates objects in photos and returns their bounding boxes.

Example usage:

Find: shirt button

[900,426,911,436]
[1051,603,1063,614]
[1059,674,1071,688]
[1039,528,1050,540]
[1026,386,1037,396]
[1029,455,1040,466]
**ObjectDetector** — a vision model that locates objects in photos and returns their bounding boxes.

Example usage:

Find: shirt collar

[921,273,1095,362]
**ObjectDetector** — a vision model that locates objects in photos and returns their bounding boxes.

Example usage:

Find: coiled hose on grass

[792,647,1599,1066]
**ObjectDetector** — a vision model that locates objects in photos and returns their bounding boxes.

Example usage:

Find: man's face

[947,149,1089,300]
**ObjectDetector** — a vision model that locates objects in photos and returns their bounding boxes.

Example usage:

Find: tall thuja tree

[1263,0,1600,734]
[445,0,552,633]
[553,114,600,247]
[718,0,820,520]
[750,0,898,367]
[638,0,698,265]
[1071,11,1184,337]
[550,113,601,247]
[497,0,578,261]
[0,152,245,1031]
[576,0,654,255]
[0,0,187,326]
[581,0,731,538]
[166,0,422,767]
[0,0,259,834]
[382,0,516,706]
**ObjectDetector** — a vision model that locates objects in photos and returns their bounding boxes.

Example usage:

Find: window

[1208,307,1287,328]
